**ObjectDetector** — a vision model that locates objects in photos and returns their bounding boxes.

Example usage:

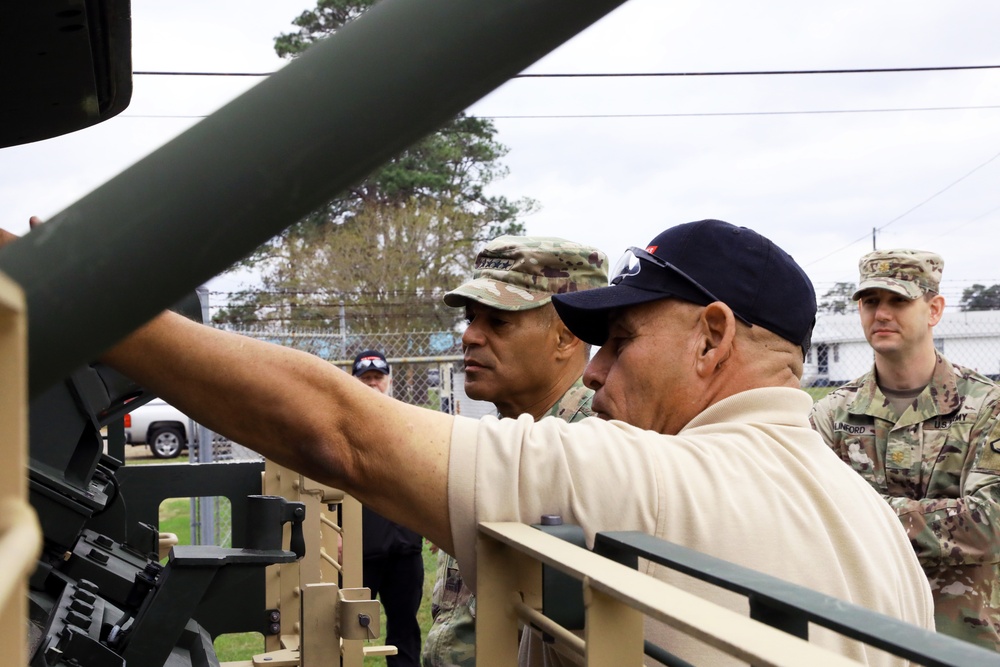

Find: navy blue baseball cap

[352,350,390,376]
[551,220,816,354]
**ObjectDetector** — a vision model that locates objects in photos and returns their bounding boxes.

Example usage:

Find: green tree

[273,0,373,59]
[218,0,532,332]
[960,284,1000,311]
[818,282,857,315]
[214,200,483,333]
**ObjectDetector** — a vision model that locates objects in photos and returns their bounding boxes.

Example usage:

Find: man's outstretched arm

[103,311,456,554]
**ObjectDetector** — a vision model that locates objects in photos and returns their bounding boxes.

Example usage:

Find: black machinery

[25,297,307,667]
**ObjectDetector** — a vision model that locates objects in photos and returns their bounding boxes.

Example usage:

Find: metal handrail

[594,531,1000,667]
[477,522,863,667]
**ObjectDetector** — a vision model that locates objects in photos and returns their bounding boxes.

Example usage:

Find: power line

[132,64,1000,79]
[925,202,1000,241]
[513,65,1000,78]
[875,148,1000,235]
[130,65,1000,270]
[125,65,1000,120]
[804,147,1000,267]
[484,105,1000,120]
[120,104,1000,121]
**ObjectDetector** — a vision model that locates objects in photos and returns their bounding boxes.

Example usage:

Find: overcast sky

[2,0,998,310]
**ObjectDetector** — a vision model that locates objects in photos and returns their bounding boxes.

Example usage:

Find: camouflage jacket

[421,378,595,667]
[810,353,1000,649]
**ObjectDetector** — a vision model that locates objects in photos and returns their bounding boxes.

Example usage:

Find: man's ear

[695,302,736,377]
[553,319,583,360]
[928,293,945,327]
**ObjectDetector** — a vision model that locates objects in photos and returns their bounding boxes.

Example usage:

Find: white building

[452,370,496,418]
[803,310,1000,387]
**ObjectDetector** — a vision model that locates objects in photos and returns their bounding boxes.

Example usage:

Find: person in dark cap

[352,349,392,393]
[351,349,424,667]
[811,249,1000,650]
[101,219,934,666]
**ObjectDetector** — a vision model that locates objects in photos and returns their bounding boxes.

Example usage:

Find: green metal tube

[0,0,628,397]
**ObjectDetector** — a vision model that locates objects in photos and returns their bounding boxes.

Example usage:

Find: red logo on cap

[646,245,658,253]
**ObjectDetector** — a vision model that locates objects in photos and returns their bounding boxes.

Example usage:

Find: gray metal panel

[112,460,265,548]
[101,461,270,639]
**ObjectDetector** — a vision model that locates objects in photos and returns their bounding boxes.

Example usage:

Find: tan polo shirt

[448,387,934,666]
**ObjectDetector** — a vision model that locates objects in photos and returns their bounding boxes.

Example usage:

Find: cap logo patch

[876,261,891,272]
[476,257,515,270]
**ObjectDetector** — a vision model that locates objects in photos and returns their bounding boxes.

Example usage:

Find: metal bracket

[337,588,381,641]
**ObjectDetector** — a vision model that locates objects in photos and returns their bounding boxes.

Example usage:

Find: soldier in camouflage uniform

[422,236,608,667]
[810,248,1000,649]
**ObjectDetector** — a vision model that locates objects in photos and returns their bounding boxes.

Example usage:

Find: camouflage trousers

[421,551,477,667]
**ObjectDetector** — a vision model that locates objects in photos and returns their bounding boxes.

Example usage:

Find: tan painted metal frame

[0,272,42,667]
[218,462,392,667]
[475,522,865,667]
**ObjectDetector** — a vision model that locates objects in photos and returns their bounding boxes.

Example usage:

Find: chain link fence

[187,313,1000,543]
[805,311,1000,387]
[194,326,494,546]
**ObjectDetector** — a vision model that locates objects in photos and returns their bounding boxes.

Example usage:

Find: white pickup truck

[124,398,192,458]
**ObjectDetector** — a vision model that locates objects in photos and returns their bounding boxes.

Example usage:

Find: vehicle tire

[149,426,185,459]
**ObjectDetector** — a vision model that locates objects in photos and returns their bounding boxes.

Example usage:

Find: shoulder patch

[974,438,1000,473]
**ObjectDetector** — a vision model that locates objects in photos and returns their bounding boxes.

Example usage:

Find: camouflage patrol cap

[851,249,944,300]
[443,236,608,311]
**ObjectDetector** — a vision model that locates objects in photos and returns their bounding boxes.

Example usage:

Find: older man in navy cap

[103,219,934,666]
[351,349,424,667]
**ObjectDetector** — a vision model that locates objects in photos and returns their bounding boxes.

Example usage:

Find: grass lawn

[803,386,836,401]
[158,497,192,546]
